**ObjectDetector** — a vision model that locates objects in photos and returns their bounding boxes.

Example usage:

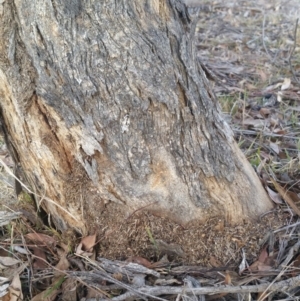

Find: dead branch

[108,274,300,301]
[97,257,160,278]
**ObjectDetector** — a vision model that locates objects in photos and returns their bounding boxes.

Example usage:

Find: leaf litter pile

[1,0,300,300]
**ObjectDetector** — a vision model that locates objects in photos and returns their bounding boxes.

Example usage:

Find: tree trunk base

[0,0,273,245]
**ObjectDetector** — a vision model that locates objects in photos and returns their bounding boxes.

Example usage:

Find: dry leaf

[249,260,272,272]
[278,151,287,159]
[127,256,152,268]
[31,288,59,301]
[258,245,269,263]
[224,272,231,285]
[80,234,96,252]
[0,249,10,257]
[239,249,248,274]
[54,255,70,277]
[281,78,291,90]
[266,186,283,204]
[269,142,280,154]
[272,179,300,216]
[286,191,300,206]
[31,247,48,269]
[75,243,93,257]
[0,257,20,267]
[26,233,56,246]
[150,254,169,268]
[277,91,283,102]
[13,246,30,255]
[248,246,273,272]
[8,274,23,301]
[273,128,287,135]
[259,107,271,116]
[75,243,84,255]
[57,242,69,253]
[75,243,83,255]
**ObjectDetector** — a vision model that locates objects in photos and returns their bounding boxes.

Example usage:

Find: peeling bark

[0,0,272,234]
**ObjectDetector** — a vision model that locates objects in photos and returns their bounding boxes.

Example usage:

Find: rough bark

[0,0,272,234]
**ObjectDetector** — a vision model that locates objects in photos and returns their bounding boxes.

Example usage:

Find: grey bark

[0,0,272,233]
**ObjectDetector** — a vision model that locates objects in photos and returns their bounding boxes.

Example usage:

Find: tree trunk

[0,0,272,235]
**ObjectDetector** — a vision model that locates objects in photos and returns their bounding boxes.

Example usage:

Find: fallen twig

[233,128,300,139]
[97,257,160,278]
[288,18,300,84]
[101,274,300,301]
[274,221,300,234]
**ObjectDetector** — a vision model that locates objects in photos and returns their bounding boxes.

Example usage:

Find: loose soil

[93,202,288,266]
